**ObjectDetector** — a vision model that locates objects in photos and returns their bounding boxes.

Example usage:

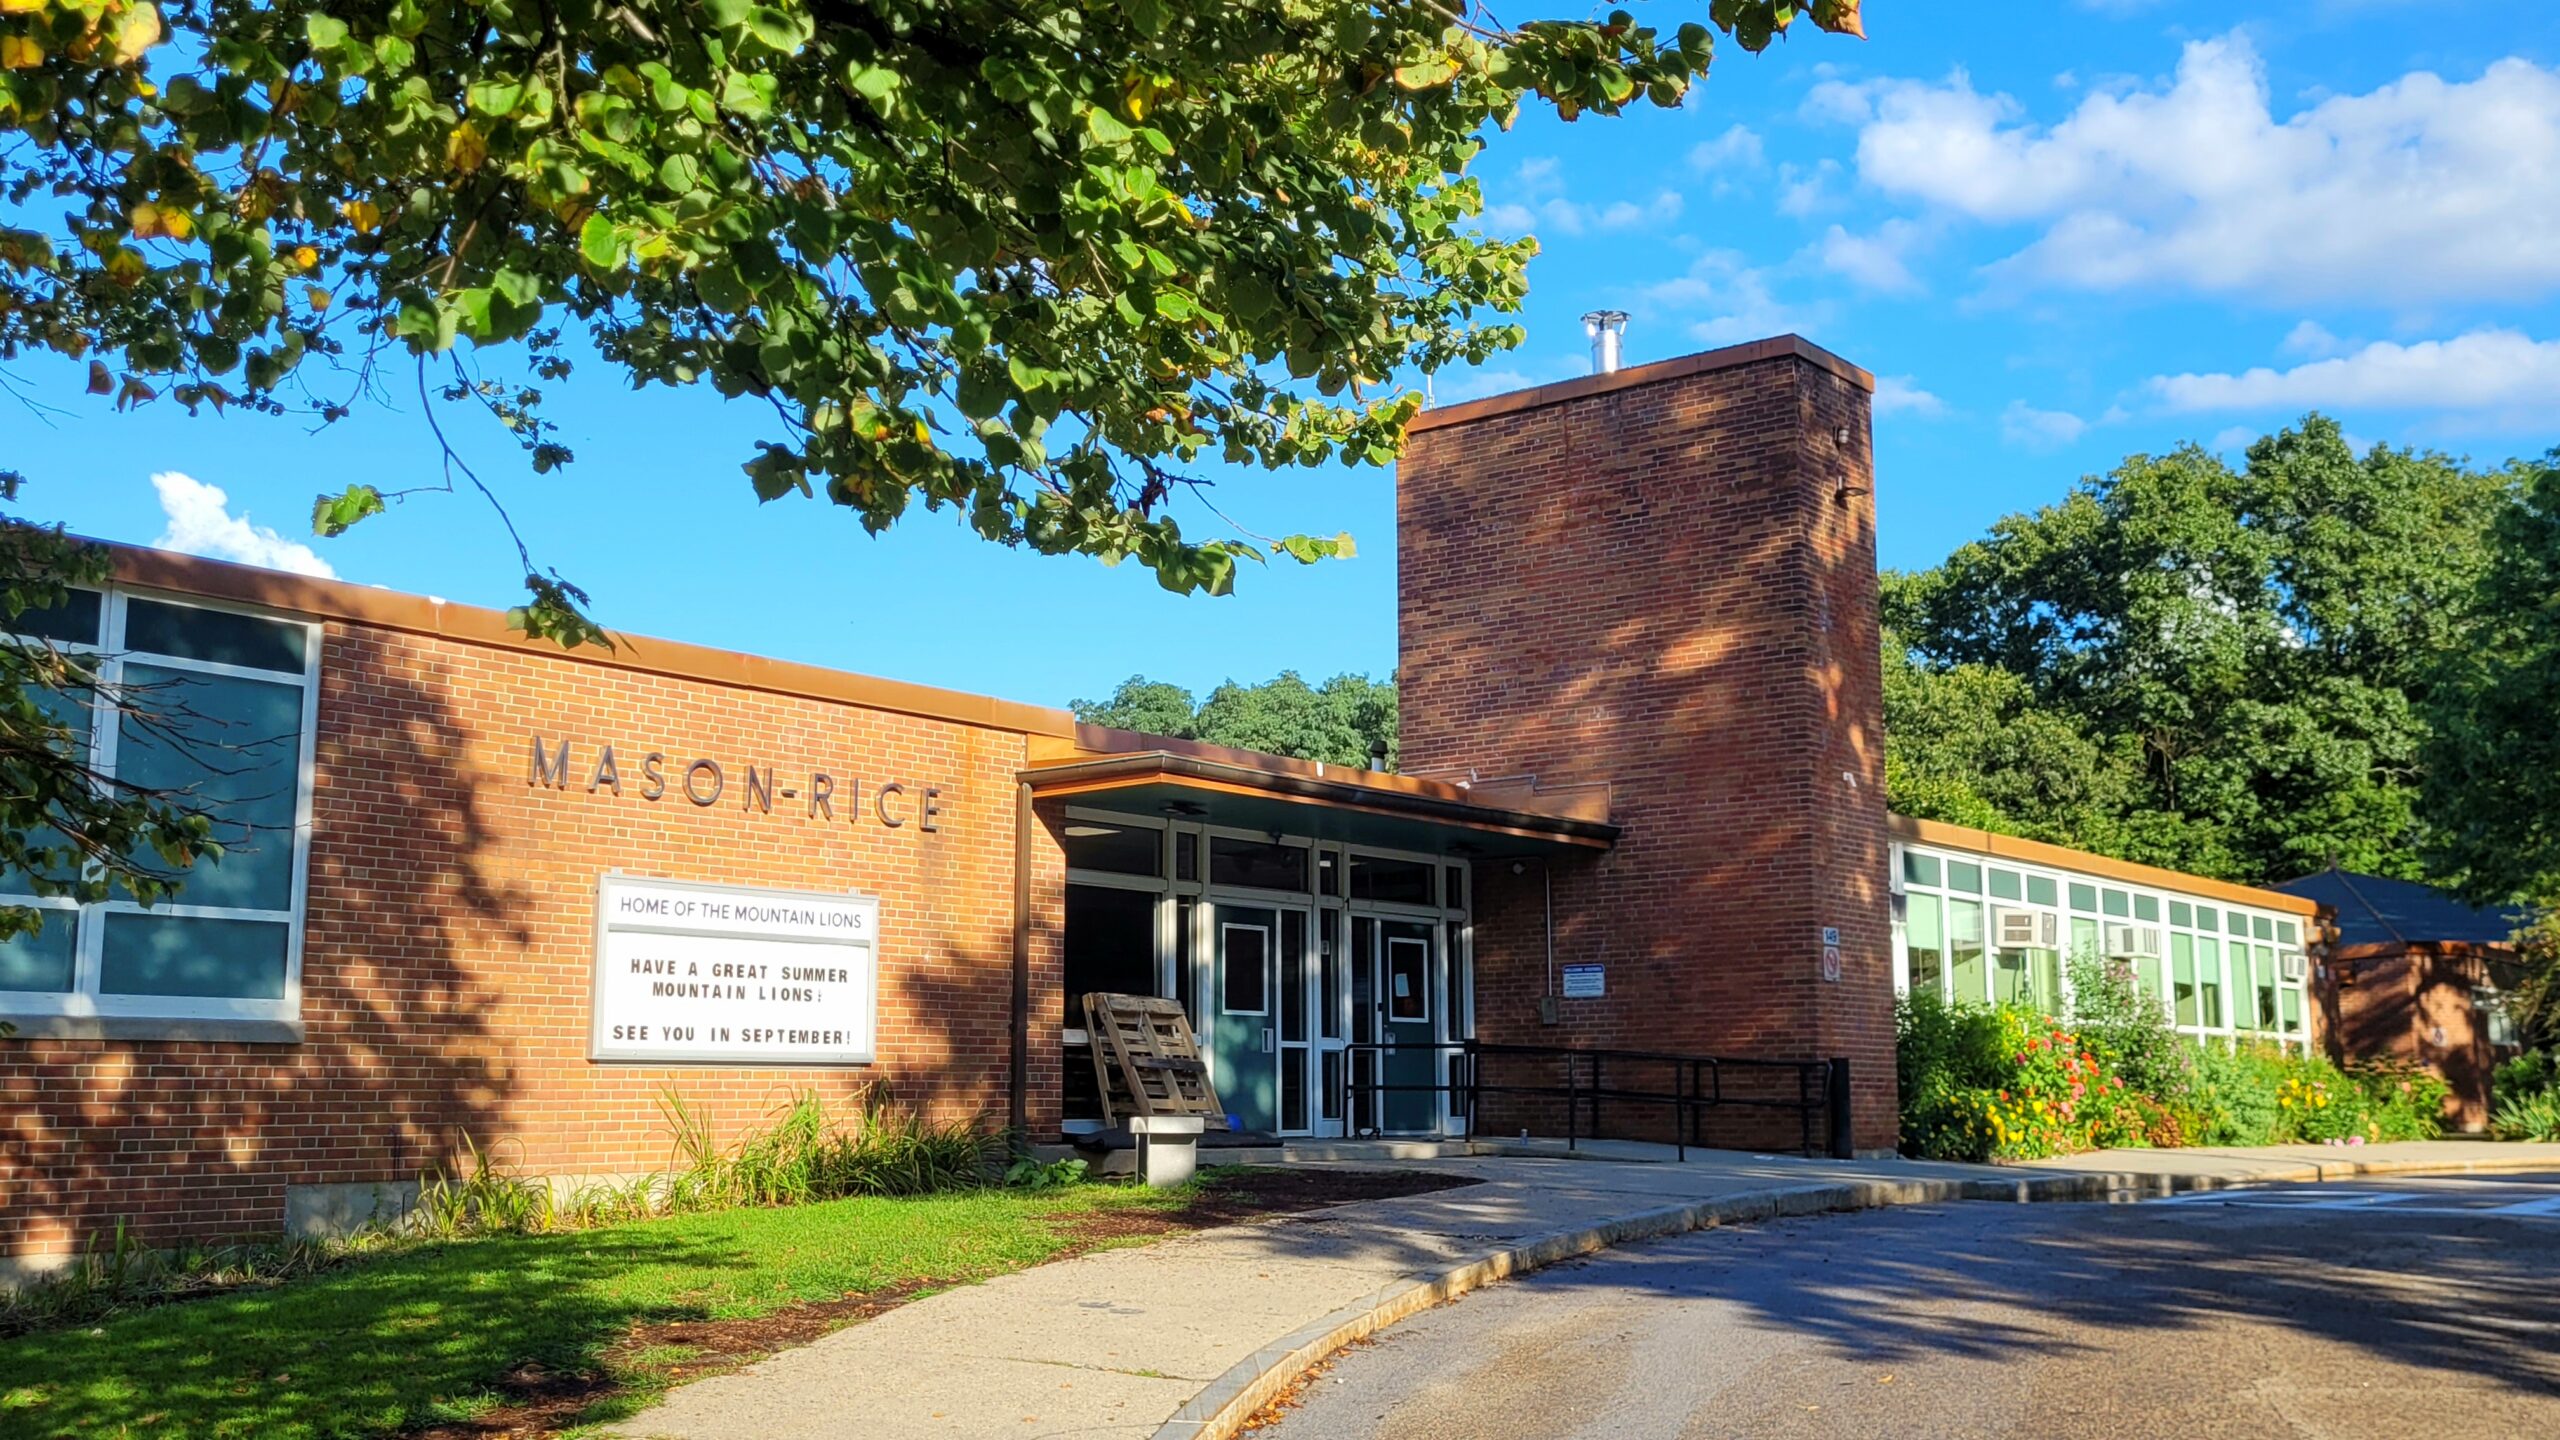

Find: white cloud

[1484,157,1683,238]
[2210,425,2257,453]
[1814,219,1928,294]
[2147,328,2560,415]
[2001,401,2089,450]
[1432,368,1536,404]
[1775,159,1844,218]
[150,472,336,578]
[1687,124,1765,173]
[1874,376,1948,418]
[1818,35,2560,305]
[1642,250,1831,347]
[2279,320,2349,359]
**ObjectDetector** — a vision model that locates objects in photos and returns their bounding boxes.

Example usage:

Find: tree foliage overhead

[1073,669,1396,770]
[1886,415,2513,888]
[0,0,1864,640]
[2422,451,2560,905]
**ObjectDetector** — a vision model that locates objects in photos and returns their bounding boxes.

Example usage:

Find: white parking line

[2148,1188,2560,1219]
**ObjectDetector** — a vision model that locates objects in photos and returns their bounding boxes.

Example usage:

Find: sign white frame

[590,873,879,1066]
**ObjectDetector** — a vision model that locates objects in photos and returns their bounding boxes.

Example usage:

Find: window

[1209,836,1308,892]
[2276,918,2298,946]
[1065,885,1160,1012]
[1,589,316,1034]
[1386,936,1429,1022]
[1947,861,1983,895]
[2133,894,2160,923]
[1443,864,1466,912]
[1062,818,1162,878]
[1349,854,1435,906]
[1903,851,1941,888]
[2171,934,2199,1026]
[2196,938,2224,1029]
[2102,888,2130,918]
[1988,867,2022,901]
[2026,875,2058,907]
[1949,899,1986,1003]
[1905,893,1945,995]
[2069,883,2098,913]
[2170,901,2192,928]
[1220,922,1270,1013]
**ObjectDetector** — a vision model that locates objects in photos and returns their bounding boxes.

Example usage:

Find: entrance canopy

[1022,733,1617,857]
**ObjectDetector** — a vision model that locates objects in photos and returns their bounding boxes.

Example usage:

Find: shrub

[1896,990,2010,1161]
[2347,1060,2449,1142]
[1897,996,2146,1160]
[2186,1041,2286,1146]
[2496,1050,2558,1105]
[2064,955,2192,1100]
[2493,1089,2560,1141]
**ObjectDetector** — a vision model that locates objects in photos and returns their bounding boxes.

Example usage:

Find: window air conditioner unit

[1993,908,2058,949]
[2277,949,2307,982]
[2104,923,2163,960]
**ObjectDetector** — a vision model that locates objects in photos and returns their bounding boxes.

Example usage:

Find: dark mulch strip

[404,1168,1475,1439]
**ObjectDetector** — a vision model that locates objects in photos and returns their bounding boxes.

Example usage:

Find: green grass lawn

[0,1183,1211,1440]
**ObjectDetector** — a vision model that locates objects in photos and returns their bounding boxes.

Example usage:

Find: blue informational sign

[1560,963,1606,999]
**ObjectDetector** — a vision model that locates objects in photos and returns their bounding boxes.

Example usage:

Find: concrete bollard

[1128,1115,1206,1187]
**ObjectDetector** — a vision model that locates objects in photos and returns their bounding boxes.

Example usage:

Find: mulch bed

[406,1167,1475,1439]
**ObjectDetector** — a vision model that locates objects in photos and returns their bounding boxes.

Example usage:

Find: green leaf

[745,6,808,54]
[311,484,385,538]
[1085,108,1134,146]
[579,214,625,271]
[466,80,525,118]
[305,15,349,51]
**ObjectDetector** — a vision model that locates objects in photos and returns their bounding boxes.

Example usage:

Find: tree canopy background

[1072,669,1395,770]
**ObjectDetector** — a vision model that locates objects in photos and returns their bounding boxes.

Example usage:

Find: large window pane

[0,915,77,992]
[1061,819,1161,878]
[100,912,289,999]
[1947,861,1982,895]
[1905,893,1944,995]
[1903,851,1940,888]
[1065,884,1159,1013]
[1988,868,2022,901]
[2032,950,2064,1015]
[2070,916,2100,967]
[2026,875,2058,907]
[117,664,303,910]
[1210,837,1308,892]
[6,587,103,645]
[2171,933,2198,1026]
[124,598,307,673]
[2,678,95,894]
[1949,899,1986,1003]
[2197,938,2224,1028]
[1348,854,1434,905]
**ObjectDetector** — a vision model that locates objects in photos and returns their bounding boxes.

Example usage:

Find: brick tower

[1397,336,1895,1154]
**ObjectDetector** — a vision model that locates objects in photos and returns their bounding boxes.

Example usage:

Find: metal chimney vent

[1582,310,1629,374]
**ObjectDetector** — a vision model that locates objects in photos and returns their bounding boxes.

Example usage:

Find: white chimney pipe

[1582,310,1630,374]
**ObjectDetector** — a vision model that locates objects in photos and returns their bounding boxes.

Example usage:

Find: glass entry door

[1209,905,1307,1134]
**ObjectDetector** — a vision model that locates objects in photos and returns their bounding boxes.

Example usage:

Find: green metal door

[1211,906,1278,1133]
[1378,918,1439,1134]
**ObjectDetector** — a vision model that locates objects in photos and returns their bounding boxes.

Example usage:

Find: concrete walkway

[610,1140,2560,1440]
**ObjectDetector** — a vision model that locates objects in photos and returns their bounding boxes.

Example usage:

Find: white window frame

[0,586,319,1038]
[1892,841,2313,1053]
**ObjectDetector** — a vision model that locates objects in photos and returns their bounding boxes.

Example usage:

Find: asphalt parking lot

[1256,1173,2560,1440]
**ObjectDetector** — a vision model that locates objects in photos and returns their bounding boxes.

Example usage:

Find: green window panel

[1950,899,1986,1003]
[1905,894,1945,995]
[2102,888,2131,917]
[2197,938,2224,1028]
[2069,882,2098,913]
[1903,851,1941,888]
[2135,953,2164,1008]
[1989,868,2023,901]
[2027,875,2058,907]
[2277,918,2298,945]
[2134,894,2160,922]
[0,915,77,993]
[1948,861,1983,895]
[2279,985,2302,1032]
[2196,904,2218,932]
[2170,900,2193,927]
[100,912,291,1000]
[2033,949,2065,1015]
[2171,933,2198,1026]
[2228,910,2250,937]
[118,664,304,912]
[2070,916,2100,967]
[2253,915,2275,942]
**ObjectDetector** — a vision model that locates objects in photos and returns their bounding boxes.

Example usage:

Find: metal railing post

[1828,1056,1854,1159]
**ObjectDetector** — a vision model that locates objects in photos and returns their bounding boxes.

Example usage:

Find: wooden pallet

[1082,992,1224,1125]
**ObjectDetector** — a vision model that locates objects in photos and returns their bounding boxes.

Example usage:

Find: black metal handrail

[1334,1039,1852,1160]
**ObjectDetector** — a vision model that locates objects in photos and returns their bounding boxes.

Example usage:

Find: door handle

[1261,1027,1275,1054]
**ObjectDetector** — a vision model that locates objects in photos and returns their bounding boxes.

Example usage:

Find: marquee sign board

[590,874,878,1066]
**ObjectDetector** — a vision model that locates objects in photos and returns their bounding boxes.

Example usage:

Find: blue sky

[12,2,2560,709]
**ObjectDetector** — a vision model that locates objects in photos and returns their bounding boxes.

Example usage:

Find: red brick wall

[1399,345,1896,1152]
[2,621,1055,1259]
[2322,942,2509,1132]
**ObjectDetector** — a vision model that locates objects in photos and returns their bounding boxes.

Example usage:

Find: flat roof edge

[1024,751,1620,845]
[1405,334,1874,435]
[106,542,1082,740]
[1889,813,2320,918]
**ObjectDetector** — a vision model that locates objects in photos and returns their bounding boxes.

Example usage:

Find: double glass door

[1210,904,1452,1137]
